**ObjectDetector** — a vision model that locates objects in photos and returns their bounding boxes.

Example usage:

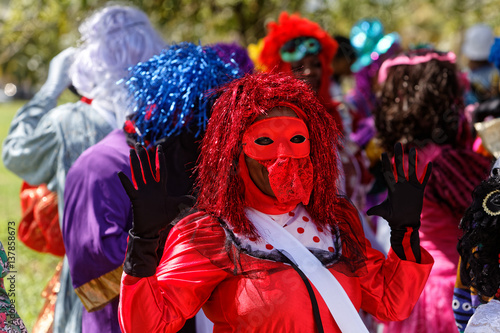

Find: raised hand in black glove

[366,143,432,263]
[118,143,195,277]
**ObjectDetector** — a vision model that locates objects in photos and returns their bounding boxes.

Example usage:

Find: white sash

[246,208,369,333]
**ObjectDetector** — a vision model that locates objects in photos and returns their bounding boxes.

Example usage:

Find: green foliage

[0,0,497,91]
[0,0,78,87]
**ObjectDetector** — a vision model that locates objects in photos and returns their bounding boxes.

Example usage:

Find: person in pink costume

[374,48,492,332]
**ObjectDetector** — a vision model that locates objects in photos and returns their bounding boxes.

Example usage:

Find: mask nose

[276,140,294,158]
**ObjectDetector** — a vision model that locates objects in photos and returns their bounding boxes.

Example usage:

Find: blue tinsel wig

[124,42,244,148]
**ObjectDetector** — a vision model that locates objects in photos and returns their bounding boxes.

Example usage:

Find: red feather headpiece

[259,12,338,105]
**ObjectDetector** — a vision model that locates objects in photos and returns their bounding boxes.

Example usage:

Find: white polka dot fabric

[233,204,335,254]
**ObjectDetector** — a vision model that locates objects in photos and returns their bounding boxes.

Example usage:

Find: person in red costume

[117,72,434,332]
[258,12,341,130]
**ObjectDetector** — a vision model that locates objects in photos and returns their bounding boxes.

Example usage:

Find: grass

[0,92,78,331]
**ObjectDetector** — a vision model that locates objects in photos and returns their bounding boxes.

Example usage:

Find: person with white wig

[2,4,164,332]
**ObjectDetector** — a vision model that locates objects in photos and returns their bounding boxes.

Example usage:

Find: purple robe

[63,129,132,332]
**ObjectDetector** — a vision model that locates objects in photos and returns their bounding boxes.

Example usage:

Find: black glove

[367,143,432,263]
[118,143,195,277]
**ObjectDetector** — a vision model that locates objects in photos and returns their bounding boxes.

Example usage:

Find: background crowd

[1,1,500,333]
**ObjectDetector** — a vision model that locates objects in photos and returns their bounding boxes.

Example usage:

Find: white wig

[70,4,165,128]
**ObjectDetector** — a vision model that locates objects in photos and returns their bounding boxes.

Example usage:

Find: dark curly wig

[375,49,464,153]
[458,175,500,299]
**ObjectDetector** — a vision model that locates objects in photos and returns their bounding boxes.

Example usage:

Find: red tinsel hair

[259,12,338,105]
[196,72,341,237]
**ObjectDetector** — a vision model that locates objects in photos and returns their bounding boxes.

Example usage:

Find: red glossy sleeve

[118,212,230,333]
[359,243,434,321]
[338,197,434,321]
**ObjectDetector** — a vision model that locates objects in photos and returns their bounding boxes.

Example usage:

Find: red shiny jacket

[119,211,433,332]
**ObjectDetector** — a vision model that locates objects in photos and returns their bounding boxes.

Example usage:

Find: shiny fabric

[75,266,123,312]
[259,157,313,206]
[18,182,64,256]
[32,260,63,333]
[465,299,500,333]
[239,153,299,215]
[119,210,434,332]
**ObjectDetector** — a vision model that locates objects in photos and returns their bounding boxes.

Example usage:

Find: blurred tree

[0,0,79,93]
[0,0,306,93]
[136,0,305,45]
[0,0,496,95]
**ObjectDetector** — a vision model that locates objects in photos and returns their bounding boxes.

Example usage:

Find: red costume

[120,205,433,332]
[118,72,433,332]
[258,12,343,130]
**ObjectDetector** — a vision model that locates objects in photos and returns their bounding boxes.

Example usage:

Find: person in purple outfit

[62,42,243,333]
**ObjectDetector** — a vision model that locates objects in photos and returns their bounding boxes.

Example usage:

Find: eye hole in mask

[290,135,306,144]
[254,135,306,146]
[255,137,274,146]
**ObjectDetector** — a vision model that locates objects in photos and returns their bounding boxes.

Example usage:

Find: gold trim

[75,266,123,312]
[483,190,500,216]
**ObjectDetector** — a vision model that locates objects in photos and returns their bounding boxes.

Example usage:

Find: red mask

[242,117,310,160]
[260,157,313,205]
[242,116,313,206]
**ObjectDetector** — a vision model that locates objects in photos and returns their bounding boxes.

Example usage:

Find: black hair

[333,35,357,62]
[458,175,500,298]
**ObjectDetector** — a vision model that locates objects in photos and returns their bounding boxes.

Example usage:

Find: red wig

[196,72,367,273]
[259,12,338,105]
